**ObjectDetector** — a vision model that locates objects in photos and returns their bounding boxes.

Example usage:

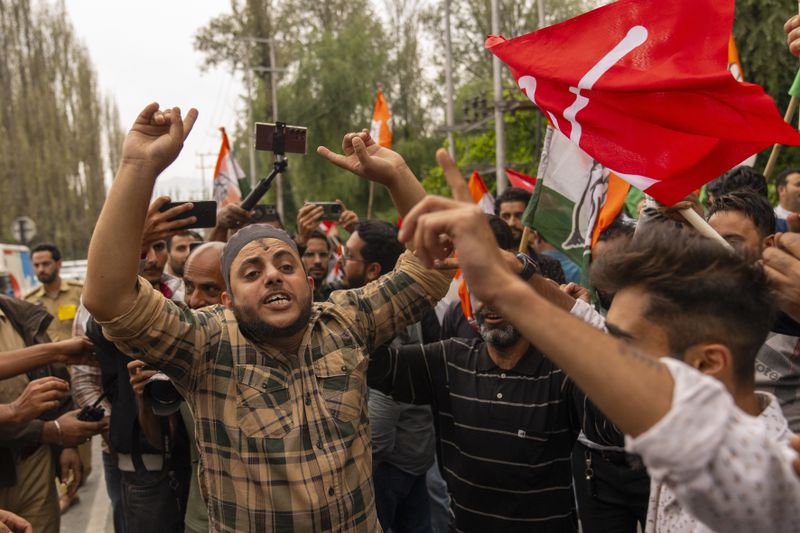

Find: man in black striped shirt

[369,275,583,532]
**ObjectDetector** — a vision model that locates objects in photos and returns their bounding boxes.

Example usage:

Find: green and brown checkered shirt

[99,251,451,533]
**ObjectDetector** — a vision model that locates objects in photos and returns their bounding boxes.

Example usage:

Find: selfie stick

[241,122,288,211]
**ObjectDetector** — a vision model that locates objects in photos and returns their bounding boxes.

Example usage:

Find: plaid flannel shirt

[99,251,450,533]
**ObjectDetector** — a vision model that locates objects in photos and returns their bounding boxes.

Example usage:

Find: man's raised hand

[763,233,800,322]
[141,196,196,251]
[317,129,410,185]
[398,196,514,305]
[121,103,198,176]
[436,148,471,203]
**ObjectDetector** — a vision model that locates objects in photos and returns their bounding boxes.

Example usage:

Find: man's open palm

[122,102,198,175]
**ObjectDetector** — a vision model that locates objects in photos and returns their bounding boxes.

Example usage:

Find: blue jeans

[102,452,125,533]
[120,469,186,533]
[374,462,433,533]
[426,461,451,533]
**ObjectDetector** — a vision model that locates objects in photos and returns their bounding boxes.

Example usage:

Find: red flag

[505,168,537,192]
[485,0,800,206]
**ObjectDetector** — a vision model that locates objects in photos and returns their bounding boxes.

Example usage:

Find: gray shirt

[755,332,800,433]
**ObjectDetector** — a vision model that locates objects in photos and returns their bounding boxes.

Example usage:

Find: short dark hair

[31,243,61,262]
[306,230,331,252]
[495,187,532,215]
[708,190,776,240]
[355,220,405,276]
[167,230,203,251]
[591,226,774,386]
[706,166,768,200]
[776,167,800,190]
[486,214,514,251]
[597,217,635,243]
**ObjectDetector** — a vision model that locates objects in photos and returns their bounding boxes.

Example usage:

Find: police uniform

[24,279,83,342]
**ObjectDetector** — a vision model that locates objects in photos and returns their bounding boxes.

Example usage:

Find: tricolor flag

[505,168,537,192]
[486,0,800,206]
[727,34,744,82]
[468,171,495,214]
[370,89,393,148]
[523,125,629,270]
[728,35,757,168]
[212,127,244,208]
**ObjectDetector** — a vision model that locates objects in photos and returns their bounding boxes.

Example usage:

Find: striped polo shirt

[369,337,580,533]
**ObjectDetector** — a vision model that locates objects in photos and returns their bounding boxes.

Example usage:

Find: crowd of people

[4,13,800,533]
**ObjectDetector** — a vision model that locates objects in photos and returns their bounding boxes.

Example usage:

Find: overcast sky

[63,0,245,199]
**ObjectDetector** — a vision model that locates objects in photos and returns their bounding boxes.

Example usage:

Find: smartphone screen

[158,201,217,229]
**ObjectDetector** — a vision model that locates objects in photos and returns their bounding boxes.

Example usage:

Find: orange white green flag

[468,171,495,214]
[370,89,393,148]
[523,125,629,271]
[212,127,244,208]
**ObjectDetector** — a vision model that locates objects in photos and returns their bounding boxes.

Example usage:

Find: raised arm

[399,196,673,437]
[83,103,197,321]
[317,130,425,217]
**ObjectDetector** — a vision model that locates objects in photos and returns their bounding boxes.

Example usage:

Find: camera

[143,372,183,416]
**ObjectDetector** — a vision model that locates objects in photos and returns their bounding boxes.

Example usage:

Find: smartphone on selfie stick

[240,122,308,211]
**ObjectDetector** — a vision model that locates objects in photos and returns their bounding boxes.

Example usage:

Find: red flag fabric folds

[485,0,800,205]
[505,168,537,192]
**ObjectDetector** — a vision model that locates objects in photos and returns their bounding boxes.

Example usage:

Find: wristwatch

[515,252,540,281]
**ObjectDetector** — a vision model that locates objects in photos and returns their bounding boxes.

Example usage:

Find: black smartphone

[158,201,217,229]
[311,202,342,221]
[251,204,279,223]
[255,122,308,154]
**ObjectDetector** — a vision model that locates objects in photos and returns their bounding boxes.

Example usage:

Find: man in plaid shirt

[82,104,452,532]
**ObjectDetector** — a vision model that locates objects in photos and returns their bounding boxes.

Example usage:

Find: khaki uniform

[0,310,59,533]
[25,279,83,342]
[24,279,93,490]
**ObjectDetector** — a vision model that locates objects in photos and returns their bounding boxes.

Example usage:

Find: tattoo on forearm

[615,341,667,371]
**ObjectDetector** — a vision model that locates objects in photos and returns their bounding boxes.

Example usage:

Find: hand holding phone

[158,201,217,229]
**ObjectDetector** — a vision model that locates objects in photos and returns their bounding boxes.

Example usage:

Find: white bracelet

[53,419,64,446]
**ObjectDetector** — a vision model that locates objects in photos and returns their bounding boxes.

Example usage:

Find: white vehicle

[0,244,36,298]
[60,259,88,282]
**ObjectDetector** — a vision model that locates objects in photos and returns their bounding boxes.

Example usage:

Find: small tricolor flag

[370,89,393,149]
[212,127,244,208]
[468,171,495,214]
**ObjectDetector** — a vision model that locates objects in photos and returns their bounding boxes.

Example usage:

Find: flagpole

[762,86,799,181]
[678,208,734,251]
[764,2,800,181]
[518,226,532,253]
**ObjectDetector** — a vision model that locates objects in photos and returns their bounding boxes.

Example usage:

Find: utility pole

[239,36,288,219]
[537,0,545,29]
[491,0,507,193]
[444,0,456,159]
[244,46,257,190]
[196,151,217,199]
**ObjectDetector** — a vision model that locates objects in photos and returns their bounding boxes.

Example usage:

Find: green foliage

[734,0,800,180]
[0,0,122,259]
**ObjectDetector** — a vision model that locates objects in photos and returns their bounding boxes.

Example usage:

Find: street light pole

[491,0,507,193]
[444,0,456,159]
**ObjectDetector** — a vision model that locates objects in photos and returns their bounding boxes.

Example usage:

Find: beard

[344,271,367,290]
[36,271,57,284]
[232,294,313,344]
[474,309,521,349]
